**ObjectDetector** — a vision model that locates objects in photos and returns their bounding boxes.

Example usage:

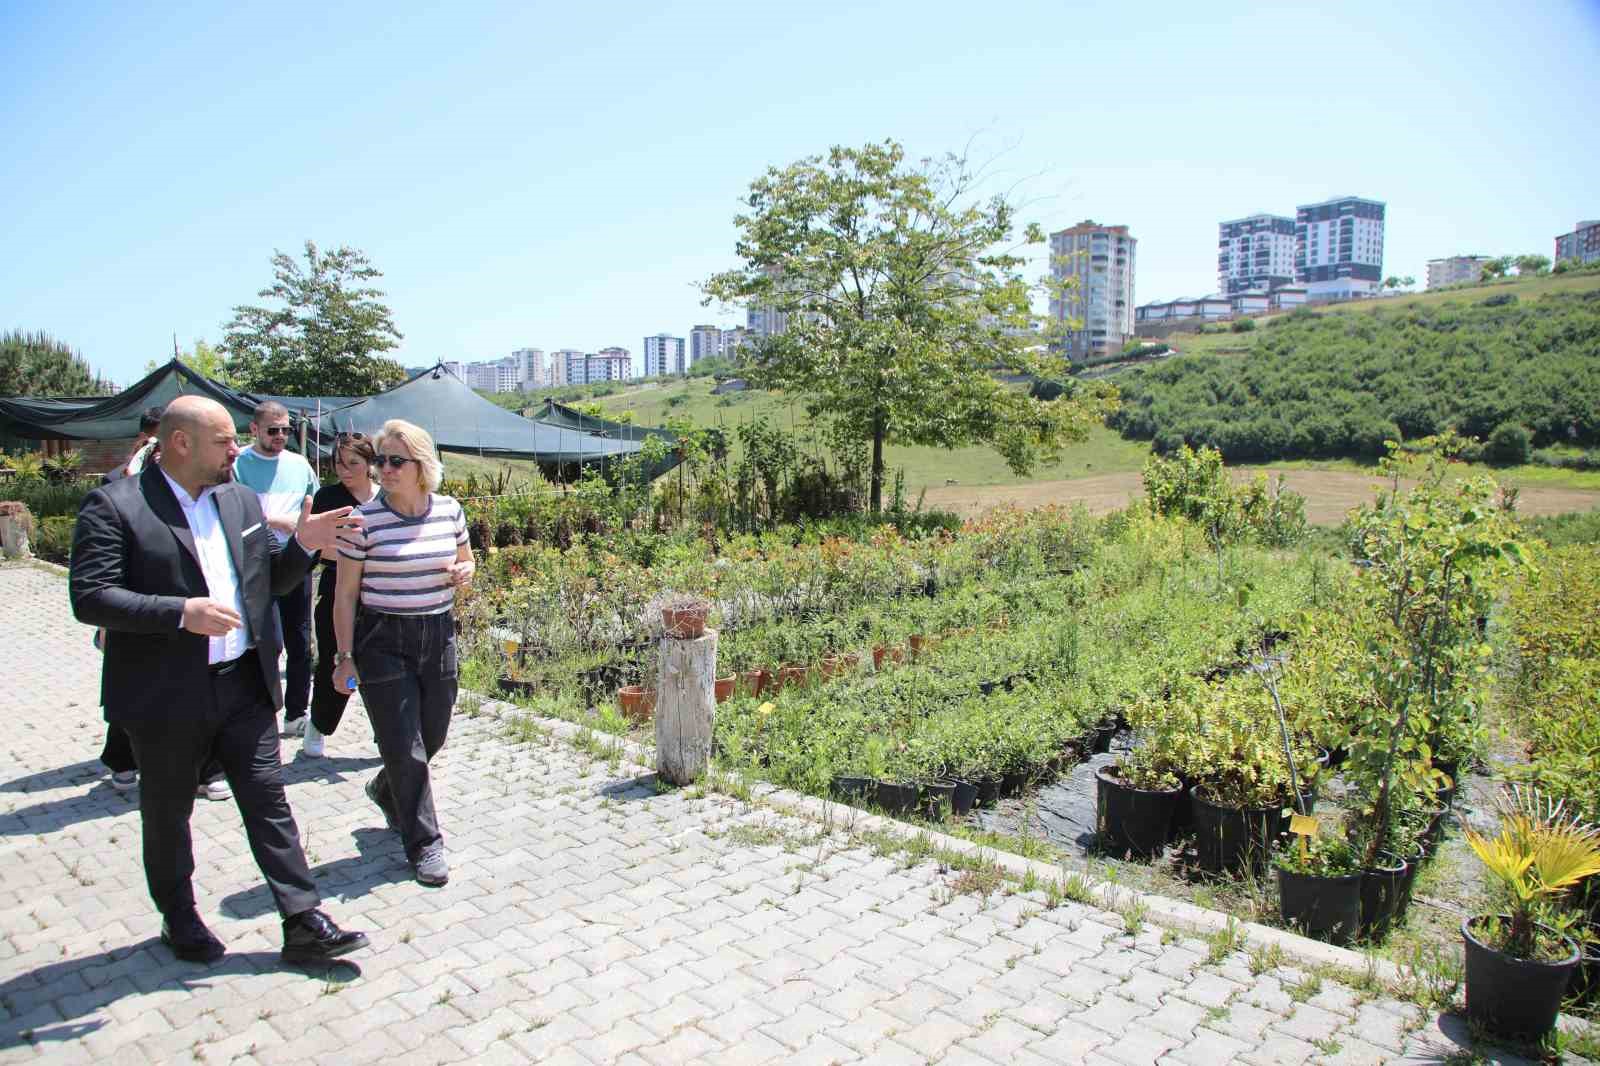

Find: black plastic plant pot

[1359,853,1410,941]
[1168,779,1194,840]
[1278,867,1362,947]
[831,775,874,805]
[977,776,1002,807]
[497,675,533,697]
[875,780,919,816]
[1190,788,1279,877]
[1090,720,1117,755]
[919,781,955,820]
[1462,915,1580,1040]
[949,779,978,816]
[1573,924,1600,1006]
[978,679,1002,697]
[1000,770,1027,797]
[1095,766,1180,860]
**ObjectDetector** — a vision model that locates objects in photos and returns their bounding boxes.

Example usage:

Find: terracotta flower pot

[888,646,905,664]
[820,656,841,679]
[779,663,807,690]
[618,685,649,722]
[741,668,768,696]
[714,675,736,704]
[872,645,888,670]
[908,634,926,660]
[842,652,861,671]
[661,604,709,640]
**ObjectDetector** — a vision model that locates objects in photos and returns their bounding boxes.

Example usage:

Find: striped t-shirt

[337,493,468,615]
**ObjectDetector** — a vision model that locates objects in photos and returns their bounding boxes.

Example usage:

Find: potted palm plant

[1461,785,1600,1040]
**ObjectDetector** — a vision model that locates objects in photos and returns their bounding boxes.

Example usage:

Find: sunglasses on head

[373,454,417,469]
[262,426,291,437]
[335,431,367,441]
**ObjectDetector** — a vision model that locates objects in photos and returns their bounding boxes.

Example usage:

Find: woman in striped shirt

[331,419,474,887]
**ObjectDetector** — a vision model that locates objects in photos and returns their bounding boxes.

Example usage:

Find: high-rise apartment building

[643,334,686,377]
[592,347,631,382]
[514,348,545,388]
[1555,220,1600,265]
[441,361,465,381]
[689,325,722,364]
[720,326,748,358]
[549,349,583,387]
[747,303,788,338]
[1425,256,1492,290]
[1218,214,1297,296]
[1295,196,1385,299]
[1049,220,1136,360]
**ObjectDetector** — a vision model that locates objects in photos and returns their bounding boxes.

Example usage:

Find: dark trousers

[122,655,320,920]
[276,575,313,721]
[102,724,224,783]
[357,611,457,862]
[309,582,353,735]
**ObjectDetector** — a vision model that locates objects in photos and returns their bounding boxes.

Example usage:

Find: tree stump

[655,628,717,786]
[0,502,33,560]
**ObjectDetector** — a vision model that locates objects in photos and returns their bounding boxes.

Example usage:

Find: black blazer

[69,463,315,727]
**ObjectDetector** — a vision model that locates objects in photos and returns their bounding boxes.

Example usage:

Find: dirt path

[922,468,1600,525]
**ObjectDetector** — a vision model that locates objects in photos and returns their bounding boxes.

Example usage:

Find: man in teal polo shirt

[234,401,322,750]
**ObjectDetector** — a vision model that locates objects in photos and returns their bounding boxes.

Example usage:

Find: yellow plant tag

[1289,814,1320,837]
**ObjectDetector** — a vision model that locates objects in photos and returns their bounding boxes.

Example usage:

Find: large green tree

[0,330,114,396]
[222,241,407,395]
[704,139,1113,512]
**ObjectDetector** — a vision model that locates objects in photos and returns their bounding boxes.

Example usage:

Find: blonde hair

[374,419,443,493]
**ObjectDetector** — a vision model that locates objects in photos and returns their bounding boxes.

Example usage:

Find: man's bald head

[156,396,240,492]
[157,396,231,448]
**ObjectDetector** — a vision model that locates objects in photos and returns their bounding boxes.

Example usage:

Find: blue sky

[4,0,1598,386]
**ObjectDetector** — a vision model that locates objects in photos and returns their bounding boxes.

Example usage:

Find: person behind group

[233,401,321,741]
[102,405,164,484]
[302,432,379,758]
[332,419,474,887]
[68,395,368,965]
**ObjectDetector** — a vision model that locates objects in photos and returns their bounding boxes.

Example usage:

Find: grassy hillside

[1109,285,1600,466]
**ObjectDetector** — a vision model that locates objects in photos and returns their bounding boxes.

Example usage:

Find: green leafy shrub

[1485,422,1530,466]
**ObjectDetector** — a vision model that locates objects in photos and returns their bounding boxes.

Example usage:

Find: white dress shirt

[161,468,252,665]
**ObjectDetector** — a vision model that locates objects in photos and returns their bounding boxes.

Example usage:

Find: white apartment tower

[1296,196,1386,298]
[1049,221,1136,360]
[689,325,722,365]
[550,349,582,387]
[720,326,748,358]
[643,334,686,377]
[514,348,546,388]
[1218,214,1297,296]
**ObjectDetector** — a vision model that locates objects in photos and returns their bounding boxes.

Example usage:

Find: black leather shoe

[161,909,226,963]
[281,909,369,964]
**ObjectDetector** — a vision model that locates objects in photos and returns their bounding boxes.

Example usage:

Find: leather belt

[209,650,256,677]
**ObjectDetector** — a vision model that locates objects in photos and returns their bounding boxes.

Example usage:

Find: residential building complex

[643,334,686,377]
[515,348,546,388]
[549,349,582,387]
[1136,296,1231,324]
[1555,220,1600,265]
[1049,220,1136,359]
[721,326,748,357]
[1218,214,1297,296]
[1426,256,1492,290]
[1295,196,1386,299]
[689,325,722,364]
[747,303,788,339]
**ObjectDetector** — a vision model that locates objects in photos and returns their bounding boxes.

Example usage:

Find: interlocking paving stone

[3,562,1597,1066]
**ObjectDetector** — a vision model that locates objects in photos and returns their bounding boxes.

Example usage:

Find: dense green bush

[1109,291,1600,461]
[1485,422,1531,465]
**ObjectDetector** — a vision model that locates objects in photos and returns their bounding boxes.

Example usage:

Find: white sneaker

[197,777,232,802]
[110,771,138,791]
[302,719,325,758]
[283,716,307,738]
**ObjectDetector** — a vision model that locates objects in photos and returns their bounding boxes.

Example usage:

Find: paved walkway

[0,563,1585,1065]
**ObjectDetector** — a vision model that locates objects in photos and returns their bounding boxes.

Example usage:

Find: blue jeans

[355,610,458,861]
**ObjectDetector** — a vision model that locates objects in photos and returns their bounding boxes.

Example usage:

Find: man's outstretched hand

[293,496,364,554]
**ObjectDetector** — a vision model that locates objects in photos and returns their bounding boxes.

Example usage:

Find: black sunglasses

[263,426,291,437]
[373,454,417,469]
[335,431,367,441]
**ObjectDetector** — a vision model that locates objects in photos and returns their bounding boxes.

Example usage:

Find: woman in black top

[304,432,379,757]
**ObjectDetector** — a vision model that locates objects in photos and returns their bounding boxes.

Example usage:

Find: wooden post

[0,502,34,560]
[655,628,717,785]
